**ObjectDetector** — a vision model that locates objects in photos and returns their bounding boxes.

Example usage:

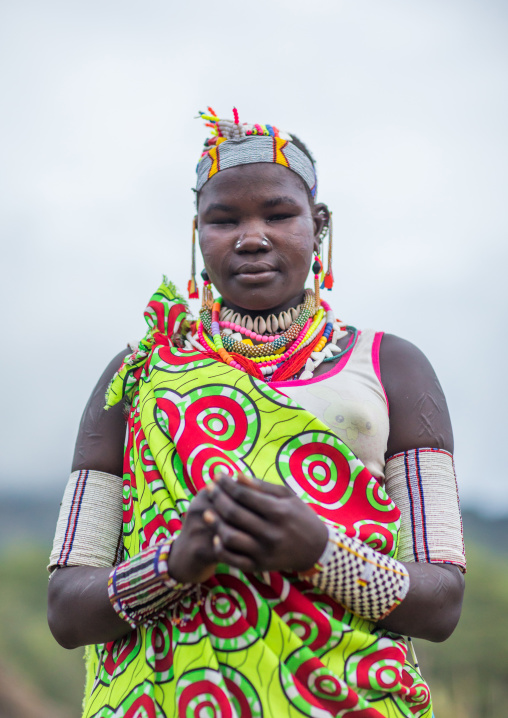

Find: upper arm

[71,348,129,477]
[379,334,454,459]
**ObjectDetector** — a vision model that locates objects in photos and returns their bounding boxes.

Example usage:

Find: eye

[211,218,237,226]
[267,213,295,222]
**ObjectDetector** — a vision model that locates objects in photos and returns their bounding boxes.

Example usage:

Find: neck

[221,291,307,318]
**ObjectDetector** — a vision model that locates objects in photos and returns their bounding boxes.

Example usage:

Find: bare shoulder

[379,333,454,457]
[71,348,130,476]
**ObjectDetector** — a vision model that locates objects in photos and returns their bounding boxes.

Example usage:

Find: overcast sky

[1,0,507,515]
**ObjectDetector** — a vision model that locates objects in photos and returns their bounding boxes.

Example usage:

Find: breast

[275,329,390,481]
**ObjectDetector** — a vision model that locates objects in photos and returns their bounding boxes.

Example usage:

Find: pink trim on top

[372,331,389,414]
[271,330,360,390]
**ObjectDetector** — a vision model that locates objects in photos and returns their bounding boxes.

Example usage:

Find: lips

[234,262,278,275]
[234,262,279,284]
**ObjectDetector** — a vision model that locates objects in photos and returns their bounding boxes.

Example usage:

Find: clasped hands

[168,473,328,585]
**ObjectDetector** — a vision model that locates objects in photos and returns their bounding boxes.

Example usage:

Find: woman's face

[197,163,328,314]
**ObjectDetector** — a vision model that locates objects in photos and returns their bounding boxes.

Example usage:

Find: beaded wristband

[304,526,410,622]
[108,539,193,629]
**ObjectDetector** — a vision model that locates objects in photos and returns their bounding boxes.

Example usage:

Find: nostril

[235,236,270,252]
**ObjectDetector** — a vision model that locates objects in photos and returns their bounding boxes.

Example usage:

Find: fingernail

[213,535,221,548]
[203,509,216,524]
[206,483,219,500]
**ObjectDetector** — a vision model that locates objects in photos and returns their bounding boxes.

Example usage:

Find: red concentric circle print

[221,665,263,718]
[186,447,247,492]
[97,630,142,687]
[146,617,174,683]
[153,384,260,494]
[88,682,164,718]
[344,637,406,694]
[174,593,208,646]
[177,669,233,718]
[280,648,359,717]
[201,572,270,652]
[267,575,342,656]
[351,520,396,555]
[401,667,432,717]
[276,432,354,508]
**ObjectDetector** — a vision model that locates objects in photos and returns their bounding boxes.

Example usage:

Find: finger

[215,474,291,518]
[186,489,214,515]
[237,473,292,497]
[235,473,264,491]
[213,535,257,573]
[209,486,268,536]
[215,519,261,557]
[217,472,293,498]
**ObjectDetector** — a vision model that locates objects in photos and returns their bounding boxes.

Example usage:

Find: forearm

[48,566,132,649]
[377,562,464,642]
[302,525,464,642]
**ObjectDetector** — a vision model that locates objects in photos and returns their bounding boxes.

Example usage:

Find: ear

[312,203,331,253]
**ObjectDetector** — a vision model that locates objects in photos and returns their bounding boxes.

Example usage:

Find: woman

[48,110,466,718]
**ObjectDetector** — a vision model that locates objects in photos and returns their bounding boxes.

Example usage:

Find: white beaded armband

[108,539,194,629]
[385,449,466,572]
[48,470,123,571]
[304,527,410,622]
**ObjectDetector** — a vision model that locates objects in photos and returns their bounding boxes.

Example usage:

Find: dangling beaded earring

[188,217,199,299]
[323,212,334,290]
[201,268,214,310]
[312,253,323,311]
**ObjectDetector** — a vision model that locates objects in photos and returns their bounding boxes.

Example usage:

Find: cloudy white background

[1,0,506,515]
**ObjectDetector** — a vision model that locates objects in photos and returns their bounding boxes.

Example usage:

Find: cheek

[200,240,212,264]
[199,234,223,265]
[276,231,314,270]
[199,235,233,289]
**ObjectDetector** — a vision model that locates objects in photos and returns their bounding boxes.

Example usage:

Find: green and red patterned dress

[82,280,432,718]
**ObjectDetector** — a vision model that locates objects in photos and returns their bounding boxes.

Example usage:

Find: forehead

[197,163,311,210]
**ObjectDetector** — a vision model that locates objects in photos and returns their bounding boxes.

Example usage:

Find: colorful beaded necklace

[199,290,316,359]
[195,291,355,382]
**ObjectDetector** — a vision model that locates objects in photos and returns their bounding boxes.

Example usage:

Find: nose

[235,223,271,252]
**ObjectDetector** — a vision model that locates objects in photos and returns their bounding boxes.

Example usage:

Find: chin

[222,280,302,314]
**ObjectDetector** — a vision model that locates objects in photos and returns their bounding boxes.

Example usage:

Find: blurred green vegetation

[2,530,507,717]
[1,545,85,717]
[415,545,508,718]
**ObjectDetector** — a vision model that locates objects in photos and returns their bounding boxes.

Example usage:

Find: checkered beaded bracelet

[108,538,194,629]
[303,526,410,622]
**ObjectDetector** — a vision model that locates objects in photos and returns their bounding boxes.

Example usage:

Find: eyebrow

[202,196,300,214]
[262,196,299,208]
[203,203,235,213]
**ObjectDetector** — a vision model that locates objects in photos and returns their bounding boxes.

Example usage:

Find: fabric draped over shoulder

[84,280,432,718]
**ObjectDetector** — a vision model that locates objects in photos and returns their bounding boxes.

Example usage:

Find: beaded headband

[196,107,317,197]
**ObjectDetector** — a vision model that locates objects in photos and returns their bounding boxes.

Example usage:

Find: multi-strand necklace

[187,290,357,382]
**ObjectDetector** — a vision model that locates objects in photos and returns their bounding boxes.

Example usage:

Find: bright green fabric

[82,281,432,718]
